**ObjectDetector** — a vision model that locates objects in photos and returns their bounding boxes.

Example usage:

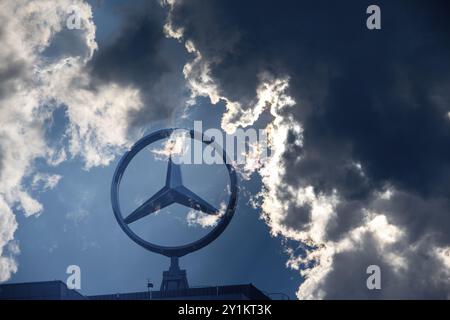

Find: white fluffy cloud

[39,59,143,168]
[32,173,62,191]
[0,0,146,282]
[186,201,226,228]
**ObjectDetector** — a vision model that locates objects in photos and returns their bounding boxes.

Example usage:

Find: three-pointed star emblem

[124,157,219,224]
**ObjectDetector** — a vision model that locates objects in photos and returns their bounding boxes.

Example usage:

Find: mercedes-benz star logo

[124,156,219,225]
[111,128,238,258]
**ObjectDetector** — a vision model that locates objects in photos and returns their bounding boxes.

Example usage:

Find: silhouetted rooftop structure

[0,281,270,300]
[0,281,85,300]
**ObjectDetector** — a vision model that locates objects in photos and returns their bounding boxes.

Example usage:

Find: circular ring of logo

[111,128,238,257]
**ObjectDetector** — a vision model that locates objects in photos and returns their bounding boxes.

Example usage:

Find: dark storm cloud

[373,192,450,246]
[0,58,24,100]
[169,0,450,220]
[167,0,450,297]
[170,0,450,196]
[87,0,189,126]
[90,9,168,85]
[315,231,450,299]
[0,52,27,101]
[0,142,4,179]
[279,194,312,231]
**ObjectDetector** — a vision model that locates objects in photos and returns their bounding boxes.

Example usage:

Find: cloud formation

[0,0,187,281]
[0,0,90,280]
[87,0,189,128]
[163,0,450,298]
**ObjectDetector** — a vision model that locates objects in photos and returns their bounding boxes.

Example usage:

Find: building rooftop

[0,281,270,300]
